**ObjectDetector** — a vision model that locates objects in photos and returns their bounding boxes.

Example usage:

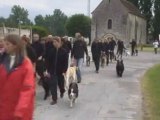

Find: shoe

[50,100,57,105]
[60,93,64,98]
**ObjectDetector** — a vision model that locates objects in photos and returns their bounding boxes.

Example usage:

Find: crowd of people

[0,32,151,120]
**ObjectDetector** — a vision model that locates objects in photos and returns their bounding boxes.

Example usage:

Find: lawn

[141,64,160,120]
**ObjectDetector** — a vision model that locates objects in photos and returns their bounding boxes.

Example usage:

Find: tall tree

[66,14,91,37]
[52,9,67,36]
[8,5,31,27]
[153,0,160,39]
[35,15,45,27]
[127,0,139,8]
[139,0,153,37]
[0,17,6,26]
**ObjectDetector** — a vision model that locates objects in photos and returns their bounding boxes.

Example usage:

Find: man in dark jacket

[104,39,110,65]
[46,36,68,105]
[91,39,101,73]
[117,39,125,59]
[130,39,137,56]
[71,33,88,83]
[109,38,116,61]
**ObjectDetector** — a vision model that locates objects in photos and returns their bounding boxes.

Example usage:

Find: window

[108,19,112,29]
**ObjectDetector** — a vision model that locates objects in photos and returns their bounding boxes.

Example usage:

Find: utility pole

[87,0,91,17]
[2,23,5,37]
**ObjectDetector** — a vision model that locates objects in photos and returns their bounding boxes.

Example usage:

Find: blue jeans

[76,58,83,82]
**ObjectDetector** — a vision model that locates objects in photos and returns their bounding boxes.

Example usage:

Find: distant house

[91,0,146,46]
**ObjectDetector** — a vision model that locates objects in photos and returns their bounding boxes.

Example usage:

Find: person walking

[153,40,159,54]
[0,34,35,120]
[46,36,68,105]
[91,39,101,73]
[71,32,88,83]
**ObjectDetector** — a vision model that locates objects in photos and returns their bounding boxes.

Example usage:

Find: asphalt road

[34,51,160,120]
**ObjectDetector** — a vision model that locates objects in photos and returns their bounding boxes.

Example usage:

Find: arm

[62,51,68,73]
[71,42,75,58]
[83,41,88,56]
[14,62,35,118]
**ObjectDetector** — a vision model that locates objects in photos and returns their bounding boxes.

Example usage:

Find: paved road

[34,51,160,120]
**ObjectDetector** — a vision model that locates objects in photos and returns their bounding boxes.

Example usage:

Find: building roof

[92,0,145,19]
[120,0,145,18]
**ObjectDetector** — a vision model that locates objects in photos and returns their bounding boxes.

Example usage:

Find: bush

[32,26,48,37]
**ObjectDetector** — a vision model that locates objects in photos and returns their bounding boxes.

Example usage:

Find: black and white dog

[63,66,79,107]
[68,82,79,108]
[86,55,90,67]
[116,59,124,77]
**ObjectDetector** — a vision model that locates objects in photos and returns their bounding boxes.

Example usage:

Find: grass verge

[141,64,160,120]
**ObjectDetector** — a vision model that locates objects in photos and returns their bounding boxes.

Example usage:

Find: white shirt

[10,55,16,69]
[153,41,159,48]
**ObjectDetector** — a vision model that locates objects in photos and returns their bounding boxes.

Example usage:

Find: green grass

[142,64,160,120]
[138,47,157,52]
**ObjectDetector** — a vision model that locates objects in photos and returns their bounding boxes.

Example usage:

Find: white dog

[63,66,77,90]
[63,66,78,107]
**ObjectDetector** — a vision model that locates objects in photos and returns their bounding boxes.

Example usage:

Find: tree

[52,9,68,36]
[153,0,160,39]
[66,14,91,37]
[139,0,153,38]
[0,17,6,26]
[8,5,31,27]
[32,26,48,37]
[127,0,139,8]
[35,15,45,27]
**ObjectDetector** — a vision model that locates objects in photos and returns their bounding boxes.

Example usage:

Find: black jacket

[31,41,44,59]
[62,41,72,54]
[91,41,101,59]
[47,47,68,75]
[71,39,88,59]
[110,40,116,51]
[26,44,37,63]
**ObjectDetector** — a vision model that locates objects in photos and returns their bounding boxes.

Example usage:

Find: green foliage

[32,26,48,37]
[34,9,67,36]
[139,0,152,36]
[152,0,160,39]
[8,5,31,27]
[52,9,68,36]
[142,64,160,119]
[35,15,45,27]
[65,14,91,37]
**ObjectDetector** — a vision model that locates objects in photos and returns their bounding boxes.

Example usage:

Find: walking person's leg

[57,74,65,98]
[48,75,58,105]
[76,58,83,83]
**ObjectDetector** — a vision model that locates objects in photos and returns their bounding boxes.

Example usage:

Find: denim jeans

[76,58,83,82]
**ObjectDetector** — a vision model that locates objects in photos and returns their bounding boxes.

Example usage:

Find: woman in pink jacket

[0,34,35,120]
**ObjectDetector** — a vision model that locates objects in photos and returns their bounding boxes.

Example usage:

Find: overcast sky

[0,0,102,21]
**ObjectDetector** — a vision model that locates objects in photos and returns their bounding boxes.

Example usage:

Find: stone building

[91,0,146,46]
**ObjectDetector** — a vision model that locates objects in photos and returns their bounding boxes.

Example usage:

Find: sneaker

[50,100,57,105]
[60,93,64,98]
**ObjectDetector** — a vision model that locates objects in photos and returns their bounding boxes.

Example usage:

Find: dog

[63,66,79,107]
[101,52,106,67]
[68,82,78,107]
[135,49,138,56]
[124,49,131,56]
[116,59,124,77]
[86,55,90,67]
[64,66,77,89]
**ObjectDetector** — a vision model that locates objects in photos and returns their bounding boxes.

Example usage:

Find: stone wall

[0,27,31,37]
